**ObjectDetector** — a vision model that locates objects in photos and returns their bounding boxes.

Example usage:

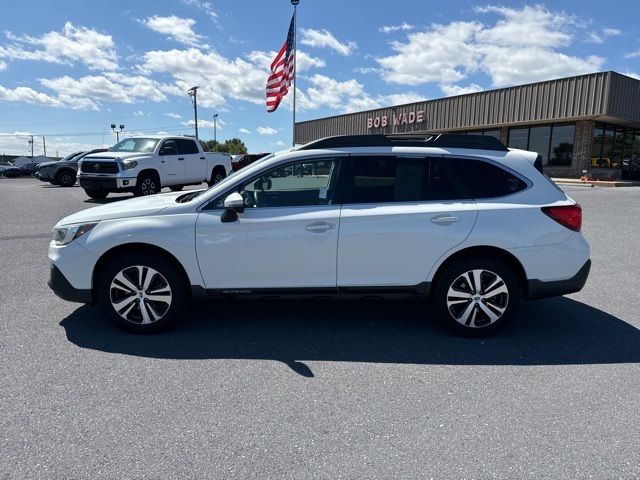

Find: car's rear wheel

[97,252,188,332]
[57,170,76,187]
[84,188,108,199]
[207,167,226,187]
[433,256,521,336]
[135,173,160,196]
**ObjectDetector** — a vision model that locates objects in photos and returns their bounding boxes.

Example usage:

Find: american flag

[266,14,295,113]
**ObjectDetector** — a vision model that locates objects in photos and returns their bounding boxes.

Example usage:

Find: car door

[195,156,344,290]
[158,139,185,185]
[337,155,478,289]
[177,138,206,182]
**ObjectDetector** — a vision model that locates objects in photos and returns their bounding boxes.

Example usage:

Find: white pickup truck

[77,136,232,199]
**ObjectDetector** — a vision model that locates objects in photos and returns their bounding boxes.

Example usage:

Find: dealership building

[294,71,640,180]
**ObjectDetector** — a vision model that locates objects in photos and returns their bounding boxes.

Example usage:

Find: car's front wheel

[135,173,160,196]
[57,171,76,187]
[97,252,188,332]
[433,256,521,336]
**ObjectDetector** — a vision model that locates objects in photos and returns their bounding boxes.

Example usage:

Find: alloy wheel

[446,269,509,328]
[109,266,172,324]
[141,178,156,195]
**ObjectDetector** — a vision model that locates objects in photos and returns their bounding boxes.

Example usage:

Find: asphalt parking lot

[1,177,640,479]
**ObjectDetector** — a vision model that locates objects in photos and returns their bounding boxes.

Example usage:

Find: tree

[200,138,248,155]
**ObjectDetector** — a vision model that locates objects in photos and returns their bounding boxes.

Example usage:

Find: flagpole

[291,0,299,147]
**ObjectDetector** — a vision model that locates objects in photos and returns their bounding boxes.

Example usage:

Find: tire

[135,172,160,196]
[84,188,108,199]
[169,185,184,191]
[49,180,58,185]
[207,167,226,187]
[432,256,521,337]
[97,251,188,333]
[56,170,77,187]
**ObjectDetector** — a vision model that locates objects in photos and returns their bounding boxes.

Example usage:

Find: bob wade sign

[367,110,426,129]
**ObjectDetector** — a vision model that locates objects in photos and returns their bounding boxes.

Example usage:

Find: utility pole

[213,113,219,143]
[111,124,125,142]
[43,136,46,157]
[187,86,199,139]
[28,135,34,157]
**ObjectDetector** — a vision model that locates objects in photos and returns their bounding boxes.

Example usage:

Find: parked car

[20,162,40,176]
[0,164,23,177]
[48,134,590,336]
[36,149,107,187]
[76,136,232,199]
[231,153,271,171]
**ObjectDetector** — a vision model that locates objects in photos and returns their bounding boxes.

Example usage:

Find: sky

[0,0,638,156]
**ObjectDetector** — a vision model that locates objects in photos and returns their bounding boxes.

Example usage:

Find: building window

[483,129,501,140]
[508,123,575,166]
[508,128,529,150]
[529,126,552,164]
[549,124,575,166]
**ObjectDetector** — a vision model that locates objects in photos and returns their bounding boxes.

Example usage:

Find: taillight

[542,204,582,231]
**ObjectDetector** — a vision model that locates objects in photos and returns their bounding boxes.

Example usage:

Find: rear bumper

[78,175,136,191]
[48,264,93,304]
[526,259,591,300]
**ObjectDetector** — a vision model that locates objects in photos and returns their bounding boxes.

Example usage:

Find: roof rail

[297,133,508,151]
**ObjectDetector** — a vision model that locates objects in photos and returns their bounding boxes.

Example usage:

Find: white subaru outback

[48,134,590,336]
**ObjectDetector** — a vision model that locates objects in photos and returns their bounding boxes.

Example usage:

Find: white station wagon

[48,134,590,336]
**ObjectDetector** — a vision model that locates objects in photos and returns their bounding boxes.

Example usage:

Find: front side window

[109,138,159,153]
[159,140,178,156]
[232,158,341,208]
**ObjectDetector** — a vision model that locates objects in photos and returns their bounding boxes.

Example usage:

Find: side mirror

[223,192,245,213]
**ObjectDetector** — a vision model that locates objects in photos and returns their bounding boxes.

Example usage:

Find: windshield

[109,138,159,153]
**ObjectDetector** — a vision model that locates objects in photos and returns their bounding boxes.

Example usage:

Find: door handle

[200,156,206,160]
[178,157,185,161]
[430,215,461,224]
[305,222,336,232]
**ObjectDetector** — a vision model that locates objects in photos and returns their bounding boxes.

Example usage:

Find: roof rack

[297,133,509,152]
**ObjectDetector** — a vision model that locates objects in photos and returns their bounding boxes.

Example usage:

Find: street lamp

[111,124,125,142]
[213,113,219,143]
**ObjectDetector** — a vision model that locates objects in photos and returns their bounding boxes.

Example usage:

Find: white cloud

[377,21,481,85]
[622,71,640,80]
[300,29,357,56]
[376,5,605,88]
[40,74,169,105]
[381,92,427,105]
[625,50,640,59]
[133,110,145,116]
[164,112,182,119]
[379,22,414,34]
[271,140,286,147]
[257,126,278,135]
[238,128,251,134]
[182,0,218,20]
[1,22,117,70]
[141,15,204,47]
[440,83,484,96]
[183,118,225,130]
[0,83,97,110]
[585,27,622,44]
[354,66,381,74]
[0,60,6,70]
[140,48,267,107]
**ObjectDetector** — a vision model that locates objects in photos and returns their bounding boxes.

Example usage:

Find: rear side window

[444,157,527,198]
[177,139,200,155]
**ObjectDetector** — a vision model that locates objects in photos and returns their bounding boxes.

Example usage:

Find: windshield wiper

[175,190,206,203]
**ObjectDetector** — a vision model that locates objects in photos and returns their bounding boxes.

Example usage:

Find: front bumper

[35,171,52,181]
[526,259,591,300]
[48,264,93,304]
[78,175,137,191]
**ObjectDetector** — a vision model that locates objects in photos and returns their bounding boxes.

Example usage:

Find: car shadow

[60,297,640,377]
[83,196,133,204]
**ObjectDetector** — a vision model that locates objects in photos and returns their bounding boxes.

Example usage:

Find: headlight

[51,223,98,246]
[122,160,138,170]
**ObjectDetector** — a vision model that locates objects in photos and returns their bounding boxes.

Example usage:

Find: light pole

[111,124,125,142]
[213,113,219,143]
[187,86,199,139]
